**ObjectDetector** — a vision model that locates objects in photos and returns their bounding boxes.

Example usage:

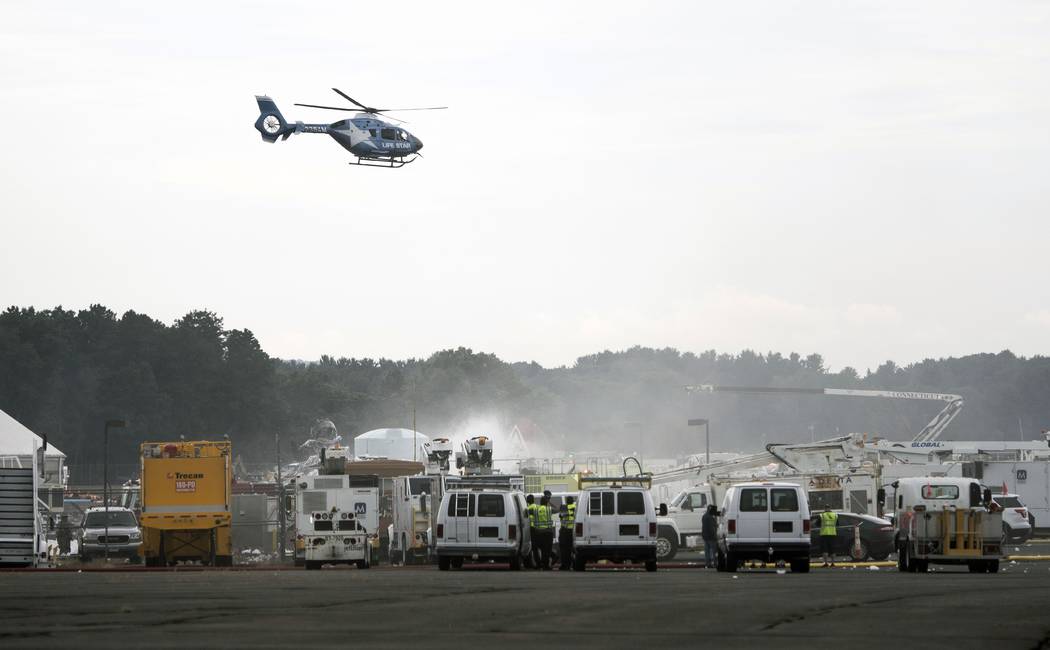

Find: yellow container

[139,441,232,566]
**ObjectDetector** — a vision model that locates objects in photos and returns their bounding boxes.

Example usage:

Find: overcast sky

[2,1,1047,372]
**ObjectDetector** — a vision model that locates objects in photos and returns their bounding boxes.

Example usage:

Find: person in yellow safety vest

[534,495,555,570]
[525,494,539,568]
[819,505,839,567]
[557,496,576,571]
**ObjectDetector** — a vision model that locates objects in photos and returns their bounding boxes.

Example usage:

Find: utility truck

[140,440,232,566]
[294,447,379,570]
[388,438,451,565]
[892,477,1002,573]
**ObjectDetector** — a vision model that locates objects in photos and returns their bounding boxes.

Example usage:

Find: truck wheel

[509,554,521,571]
[987,559,1000,574]
[790,557,810,573]
[438,556,451,571]
[655,527,678,561]
[305,561,321,571]
[898,544,911,572]
[355,560,370,570]
[849,540,869,562]
[451,557,464,569]
[573,555,586,572]
[914,559,928,573]
[644,560,657,572]
[716,550,726,572]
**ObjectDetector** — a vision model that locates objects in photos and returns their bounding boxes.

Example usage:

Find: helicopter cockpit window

[369,129,377,138]
[397,130,409,141]
[380,128,396,140]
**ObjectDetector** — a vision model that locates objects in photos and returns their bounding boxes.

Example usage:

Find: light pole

[688,418,710,465]
[103,419,126,562]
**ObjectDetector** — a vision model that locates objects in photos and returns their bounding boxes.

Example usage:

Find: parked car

[572,480,665,571]
[78,507,142,563]
[435,487,531,570]
[992,493,1033,543]
[808,512,894,561]
[717,481,811,573]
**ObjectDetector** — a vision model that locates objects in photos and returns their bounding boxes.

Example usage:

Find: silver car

[79,507,142,562]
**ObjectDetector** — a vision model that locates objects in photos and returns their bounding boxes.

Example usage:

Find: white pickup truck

[892,477,1003,573]
[655,487,712,560]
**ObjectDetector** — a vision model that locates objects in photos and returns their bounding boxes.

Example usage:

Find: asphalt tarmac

[2,562,1048,649]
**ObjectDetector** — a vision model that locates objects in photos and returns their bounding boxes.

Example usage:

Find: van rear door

[475,493,507,547]
[585,490,616,544]
[447,493,474,543]
[615,490,649,542]
[769,487,802,543]
[736,487,769,544]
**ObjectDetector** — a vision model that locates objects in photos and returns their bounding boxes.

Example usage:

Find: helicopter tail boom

[254,95,294,143]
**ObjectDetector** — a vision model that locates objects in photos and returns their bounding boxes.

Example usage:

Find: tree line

[1,305,1047,482]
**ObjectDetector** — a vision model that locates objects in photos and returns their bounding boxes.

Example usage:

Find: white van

[435,488,531,570]
[572,478,666,572]
[717,481,811,573]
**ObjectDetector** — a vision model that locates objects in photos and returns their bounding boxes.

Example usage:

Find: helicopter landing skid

[350,155,417,169]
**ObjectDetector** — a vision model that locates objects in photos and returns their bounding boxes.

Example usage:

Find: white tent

[0,409,65,458]
[353,428,429,462]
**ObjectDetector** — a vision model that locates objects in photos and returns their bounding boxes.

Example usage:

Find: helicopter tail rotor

[254,95,292,143]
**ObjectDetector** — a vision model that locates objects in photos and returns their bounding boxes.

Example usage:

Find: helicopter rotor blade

[294,103,358,111]
[374,107,448,112]
[331,88,372,111]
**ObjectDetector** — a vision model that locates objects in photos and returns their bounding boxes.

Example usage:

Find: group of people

[525,490,576,570]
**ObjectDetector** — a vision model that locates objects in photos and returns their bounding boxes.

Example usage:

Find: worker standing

[534,494,555,570]
[56,514,72,556]
[526,494,539,568]
[701,505,718,569]
[819,505,839,567]
[558,496,576,570]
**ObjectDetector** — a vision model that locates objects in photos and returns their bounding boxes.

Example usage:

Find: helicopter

[253,88,446,168]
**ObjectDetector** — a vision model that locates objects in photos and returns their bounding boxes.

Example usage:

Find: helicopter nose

[415,138,424,151]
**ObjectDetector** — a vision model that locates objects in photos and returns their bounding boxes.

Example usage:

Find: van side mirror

[658,503,668,517]
[969,483,983,507]
[876,488,886,506]
[420,494,428,515]
[982,487,992,508]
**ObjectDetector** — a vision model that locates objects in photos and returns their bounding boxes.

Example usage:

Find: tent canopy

[0,409,66,457]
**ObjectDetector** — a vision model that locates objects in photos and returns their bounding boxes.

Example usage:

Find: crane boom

[684,385,964,442]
